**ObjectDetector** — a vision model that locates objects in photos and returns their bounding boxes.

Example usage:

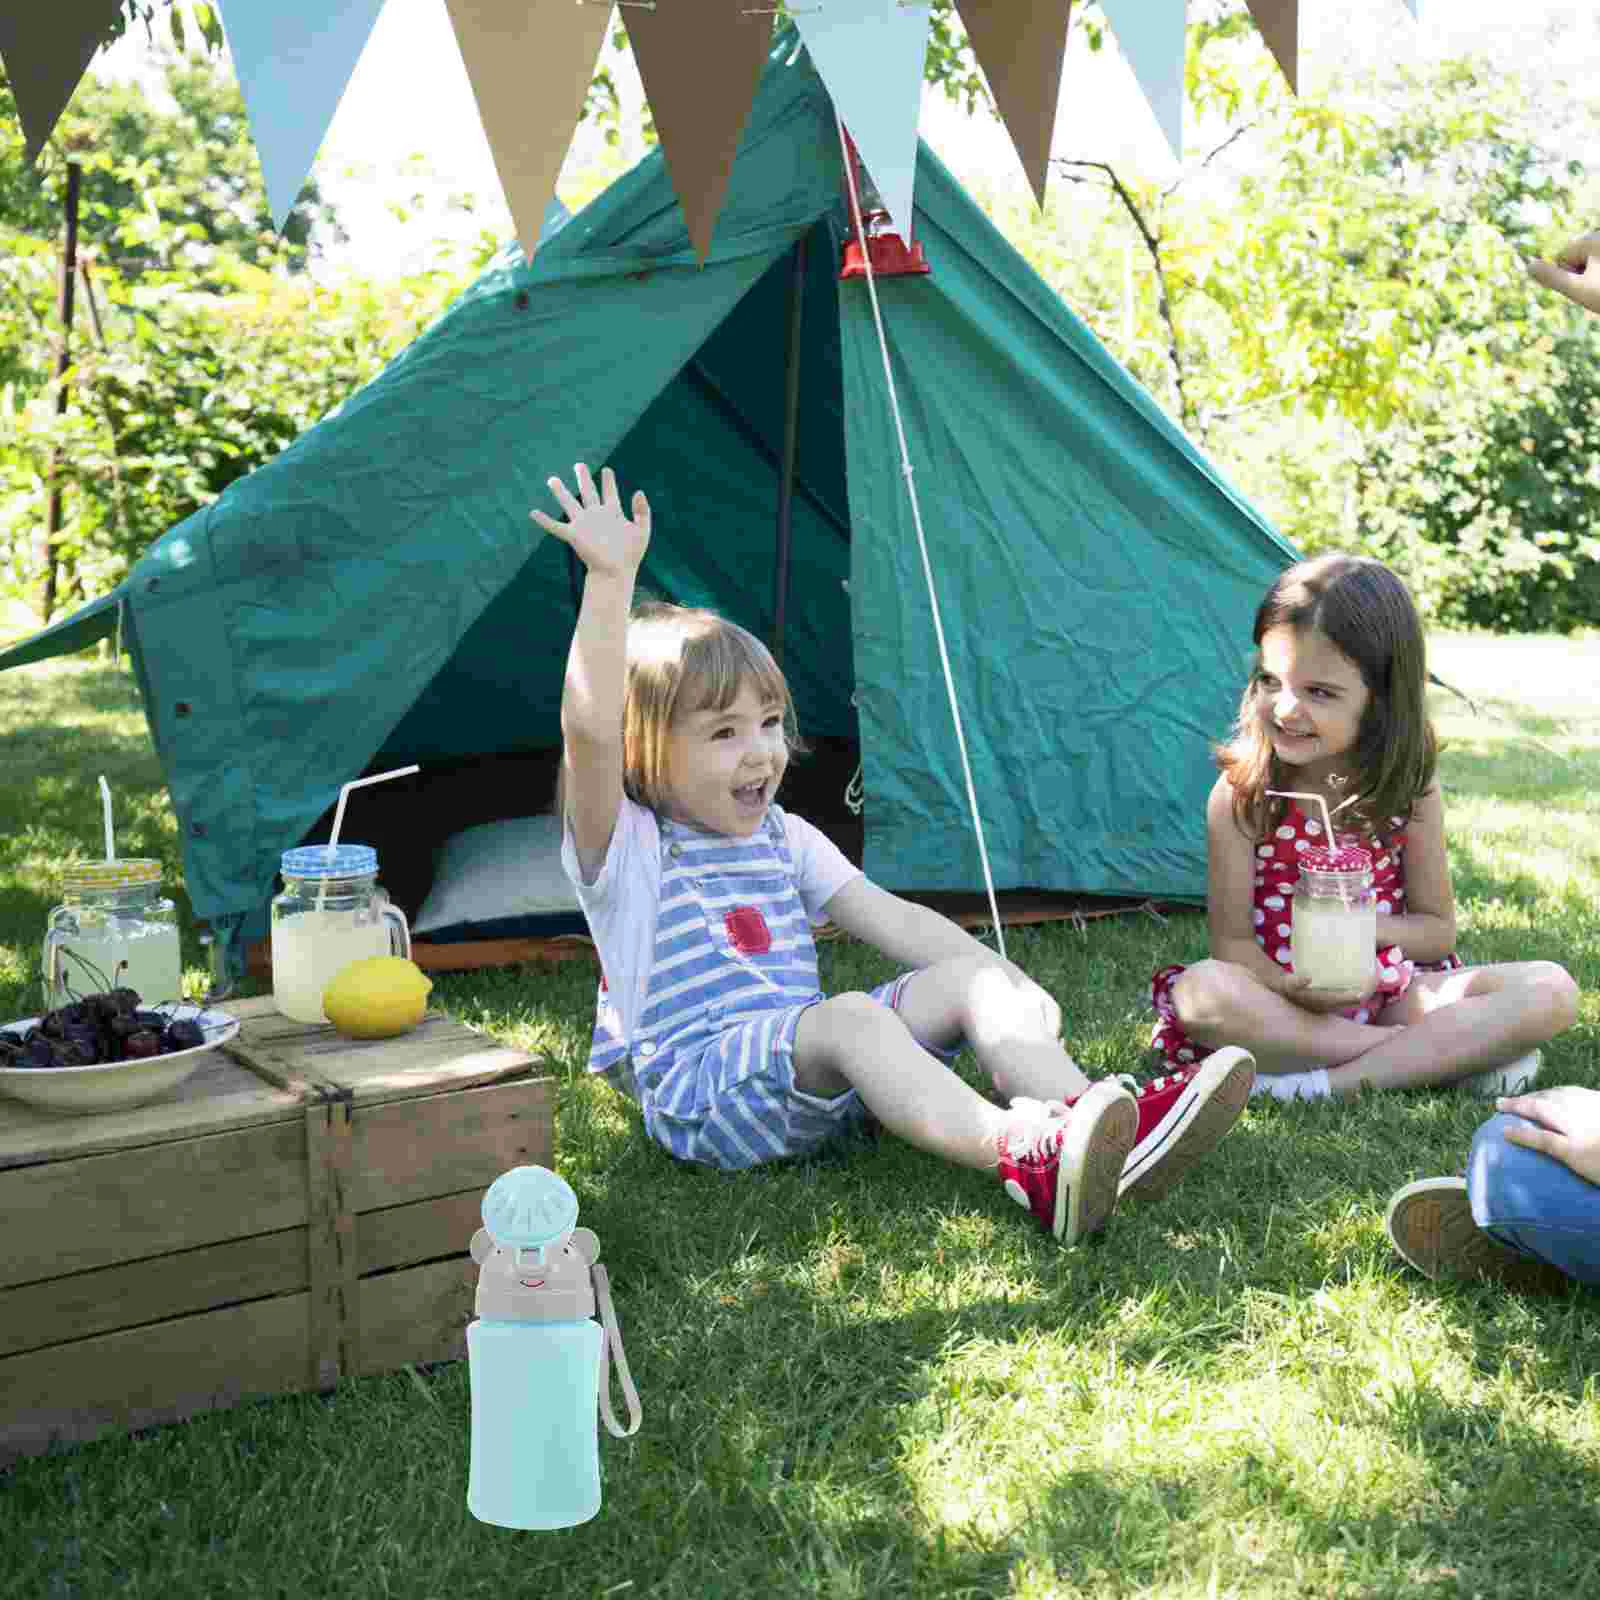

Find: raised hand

[1527,232,1600,315]
[531,464,652,579]
[1498,1084,1600,1186]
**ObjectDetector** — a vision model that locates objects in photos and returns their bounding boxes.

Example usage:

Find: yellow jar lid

[63,859,164,892]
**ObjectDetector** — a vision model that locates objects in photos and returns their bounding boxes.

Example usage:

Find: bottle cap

[63,859,163,892]
[280,844,379,879]
[1301,844,1372,874]
[481,1165,580,1248]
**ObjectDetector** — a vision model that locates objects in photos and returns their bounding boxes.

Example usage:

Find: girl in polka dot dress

[1151,554,1578,1101]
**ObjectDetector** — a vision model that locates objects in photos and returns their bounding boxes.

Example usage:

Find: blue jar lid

[280,843,378,879]
[481,1165,579,1248]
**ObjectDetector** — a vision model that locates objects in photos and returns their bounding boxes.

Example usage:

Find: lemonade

[271,913,397,1024]
[1290,895,1376,994]
[46,922,184,1009]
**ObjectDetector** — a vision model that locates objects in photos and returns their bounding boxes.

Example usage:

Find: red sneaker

[1117,1046,1255,1203]
[996,1079,1137,1245]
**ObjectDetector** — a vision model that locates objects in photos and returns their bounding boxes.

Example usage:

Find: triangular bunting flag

[795,0,932,244]
[1245,0,1297,95]
[1403,0,1423,17]
[626,0,772,261]
[214,0,389,230]
[444,0,609,261]
[956,1,1071,210]
[1098,0,1186,164]
[0,1,123,162]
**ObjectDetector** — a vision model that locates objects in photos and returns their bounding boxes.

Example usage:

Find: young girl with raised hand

[1151,553,1578,1100]
[534,464,1254,1246]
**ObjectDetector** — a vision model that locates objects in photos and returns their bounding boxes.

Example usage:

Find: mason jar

[1290,844,1377,993]
[270,844,411,1024]
[44,859,183,1009]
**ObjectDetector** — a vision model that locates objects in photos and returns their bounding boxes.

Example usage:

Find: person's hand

[531,463,651,578]
[1497,1084,1600,1186]
[1273,970,1371,1015]
[1527,231,1600,315]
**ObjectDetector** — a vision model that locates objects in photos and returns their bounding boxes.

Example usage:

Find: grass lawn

[2,636,1598,1600]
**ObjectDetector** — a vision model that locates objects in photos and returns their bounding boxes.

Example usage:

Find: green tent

[1,38,1295,972]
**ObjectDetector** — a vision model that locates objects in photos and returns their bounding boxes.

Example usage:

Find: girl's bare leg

[793,992,1017,1169]
[1171,960,1391,1074]
[890,956,1094,1104]
[1323,961,1577,1095]
[1174,958,1578,1097]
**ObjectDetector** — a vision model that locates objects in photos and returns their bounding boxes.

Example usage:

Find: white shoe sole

[1054,1079,1137,1245]
[1384,1175,1567,1290]
[1119,1047,1256,1202]
[1458,1049,1541,1100]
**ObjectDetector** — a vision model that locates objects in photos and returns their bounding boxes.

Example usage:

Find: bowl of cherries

[0,985,240,1116]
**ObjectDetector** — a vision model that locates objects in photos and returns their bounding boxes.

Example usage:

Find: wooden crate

[0,996,554,1466]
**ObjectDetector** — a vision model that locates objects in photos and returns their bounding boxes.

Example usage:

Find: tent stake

[772,232,807,668]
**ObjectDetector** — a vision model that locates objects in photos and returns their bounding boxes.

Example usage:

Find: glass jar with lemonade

[1290,844,1377,994]
[44,859,183,1008]
[271,844,411,1024]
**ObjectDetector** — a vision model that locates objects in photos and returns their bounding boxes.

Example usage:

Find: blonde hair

[622,601,803,813]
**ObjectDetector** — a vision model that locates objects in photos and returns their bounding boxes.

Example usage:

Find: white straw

[315,765,420,909]
[98,774,115,862]
[1266,789,1334,842]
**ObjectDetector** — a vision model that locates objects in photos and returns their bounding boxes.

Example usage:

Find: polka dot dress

[1149,800,1463,1066]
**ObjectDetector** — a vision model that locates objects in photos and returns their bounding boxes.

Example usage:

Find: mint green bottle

[465,1166,640,1530]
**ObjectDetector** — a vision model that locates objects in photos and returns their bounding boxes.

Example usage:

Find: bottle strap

[591,1263,641,1438]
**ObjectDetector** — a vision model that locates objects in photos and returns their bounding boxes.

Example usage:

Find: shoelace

[1002,1097,1070,1161]
[1117,1068,1193,1098]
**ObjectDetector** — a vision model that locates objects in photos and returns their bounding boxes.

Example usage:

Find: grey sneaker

[1458,1049,1541,1099]
[1384,1176,1569,1292]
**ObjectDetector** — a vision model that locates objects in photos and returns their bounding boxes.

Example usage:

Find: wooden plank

[0,1291,315,1468]
[0,1227,305,1359]
[359,1190,482,1276]
[344,1077,555,1213]
[0,1052,306,1169]
[0,1119,310,1289]
[0,1192,485,1360]
[356,1257,476,1376]
[222,997,544,1105]
[304,1095,357,1390]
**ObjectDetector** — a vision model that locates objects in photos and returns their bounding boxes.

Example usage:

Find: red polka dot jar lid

[1300,844,1373,874]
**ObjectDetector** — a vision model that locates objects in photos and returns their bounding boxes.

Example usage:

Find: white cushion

[413,814,580,934]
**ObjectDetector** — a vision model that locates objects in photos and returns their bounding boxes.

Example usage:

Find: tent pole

[40,161,82,626]
[772,232,807,668]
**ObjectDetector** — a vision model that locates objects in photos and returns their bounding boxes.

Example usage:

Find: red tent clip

[838,128,929,281]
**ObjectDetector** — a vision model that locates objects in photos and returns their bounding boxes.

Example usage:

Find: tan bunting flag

[445,0,611,260]
[626,0,773,262]
[957,1,1072,210]
[0,1,123,162]
[1245,0,1298,95]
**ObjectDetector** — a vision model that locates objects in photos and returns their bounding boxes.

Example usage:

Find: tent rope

[835,111,1007,960]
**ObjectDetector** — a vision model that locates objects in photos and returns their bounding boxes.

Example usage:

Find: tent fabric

[1,34,1296,967]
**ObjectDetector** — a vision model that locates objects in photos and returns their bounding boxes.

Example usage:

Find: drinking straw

[98,774,116,862]
[315,765,420,910]
[1266,789,1334,842]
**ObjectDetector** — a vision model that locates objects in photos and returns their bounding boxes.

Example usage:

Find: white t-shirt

[560,797,861,1049]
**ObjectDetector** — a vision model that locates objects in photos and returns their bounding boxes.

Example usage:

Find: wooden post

[40,161,82,626]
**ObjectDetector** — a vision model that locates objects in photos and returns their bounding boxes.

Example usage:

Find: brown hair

[621,601,803,813]
[1217,554,1436,840]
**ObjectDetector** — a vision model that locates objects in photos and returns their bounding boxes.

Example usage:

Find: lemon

[322,956,433,1039]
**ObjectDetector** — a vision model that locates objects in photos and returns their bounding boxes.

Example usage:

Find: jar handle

[380,899,411,959]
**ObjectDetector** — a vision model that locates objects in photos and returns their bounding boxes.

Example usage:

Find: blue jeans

[1468,1113,1600,1288]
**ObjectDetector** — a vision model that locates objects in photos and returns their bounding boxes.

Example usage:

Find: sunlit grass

[2,640,1599,1598]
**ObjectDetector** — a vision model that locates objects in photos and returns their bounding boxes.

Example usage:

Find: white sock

[1251,1066,1331,1102]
